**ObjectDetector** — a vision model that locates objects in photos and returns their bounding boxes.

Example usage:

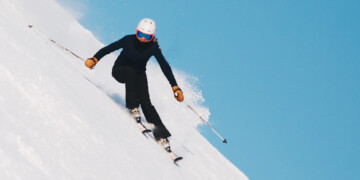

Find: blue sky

[56,0,360,179]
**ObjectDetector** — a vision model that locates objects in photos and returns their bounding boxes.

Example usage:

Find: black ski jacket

[93,35,177,87]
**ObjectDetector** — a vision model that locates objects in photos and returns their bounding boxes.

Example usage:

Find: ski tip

[173,157,183,166]
[174,157,183,163]
[142,129,152,134]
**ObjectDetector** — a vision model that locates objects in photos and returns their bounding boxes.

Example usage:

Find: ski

[154,137,183,165]
[134,117,152,135]
[130,108,151,135]
[131,109,183,165]
[162,146,183,165]
[137,124,183,164]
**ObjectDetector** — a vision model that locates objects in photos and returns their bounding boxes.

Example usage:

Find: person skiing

[85,18,184,149]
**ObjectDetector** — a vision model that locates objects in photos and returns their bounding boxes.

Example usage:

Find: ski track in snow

[0,0,248,179]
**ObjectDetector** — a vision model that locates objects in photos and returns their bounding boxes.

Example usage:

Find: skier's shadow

[83,75,126,107]
[82,75,127,111]
[107,93,126,107]
[106,91,154,125]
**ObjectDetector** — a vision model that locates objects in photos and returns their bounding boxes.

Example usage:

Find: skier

[85,18,184,149]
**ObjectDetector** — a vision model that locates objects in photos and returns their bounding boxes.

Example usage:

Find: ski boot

[157,138,171,152]
[130,107,141,121]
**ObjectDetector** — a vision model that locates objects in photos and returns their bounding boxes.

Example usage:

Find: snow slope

[0,0,248,179]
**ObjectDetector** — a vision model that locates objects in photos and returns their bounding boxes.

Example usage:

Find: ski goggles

[136,30,154,42]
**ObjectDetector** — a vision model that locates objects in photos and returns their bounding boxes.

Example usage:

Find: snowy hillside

[0,0,248,179]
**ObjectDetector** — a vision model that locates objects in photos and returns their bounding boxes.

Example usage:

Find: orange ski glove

[85,57,98,70]
[172,85,184,102]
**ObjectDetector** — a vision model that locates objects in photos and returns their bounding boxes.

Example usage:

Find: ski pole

[185,103,227,143]
[28,25,85,61]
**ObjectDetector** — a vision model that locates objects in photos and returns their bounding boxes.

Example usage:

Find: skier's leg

[136,72,171,140]
[112,66,139,109]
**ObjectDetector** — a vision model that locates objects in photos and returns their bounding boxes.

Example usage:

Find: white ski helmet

[136,18,156,35]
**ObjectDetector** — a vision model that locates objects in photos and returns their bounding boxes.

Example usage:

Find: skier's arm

[154,48,178,87]
[85,36,128,70]
[154,47,184,102]
[93,36,128,61]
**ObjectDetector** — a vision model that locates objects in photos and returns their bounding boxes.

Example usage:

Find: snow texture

[0,0,248,179]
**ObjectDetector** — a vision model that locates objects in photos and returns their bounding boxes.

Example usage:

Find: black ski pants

[112,66,171,139]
